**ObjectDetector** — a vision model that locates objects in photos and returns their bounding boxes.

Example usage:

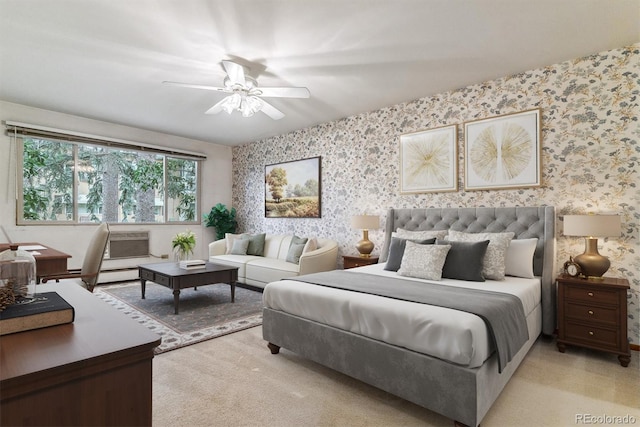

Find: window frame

[16,137,202,226]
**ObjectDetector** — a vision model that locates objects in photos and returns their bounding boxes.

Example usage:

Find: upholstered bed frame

[263,206,556,426]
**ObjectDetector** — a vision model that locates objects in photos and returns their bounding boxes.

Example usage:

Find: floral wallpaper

[232,44,640,345]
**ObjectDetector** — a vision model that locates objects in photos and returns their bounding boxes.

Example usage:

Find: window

[17,137,200,224]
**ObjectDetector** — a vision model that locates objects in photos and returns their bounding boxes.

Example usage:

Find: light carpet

[94,281,263,354]
[153,328,640,426]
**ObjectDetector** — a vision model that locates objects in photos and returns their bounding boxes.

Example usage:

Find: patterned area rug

[94,281,263,354]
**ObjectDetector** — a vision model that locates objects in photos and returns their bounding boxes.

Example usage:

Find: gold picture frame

[399,125,458,194]
[464,109,541,191]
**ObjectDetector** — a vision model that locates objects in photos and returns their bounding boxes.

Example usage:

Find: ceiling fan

[163,60,310,120]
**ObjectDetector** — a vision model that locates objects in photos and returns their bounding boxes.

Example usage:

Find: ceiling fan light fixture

[241,96,263,117]
[220,93,242,114]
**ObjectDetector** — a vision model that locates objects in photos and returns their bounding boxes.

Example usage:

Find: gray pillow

[437,239,489,282]
[384,237,436,272]
[229,238,249,255]
[397,242,451,281]
[242,233,266,256]
[286,235,308,264]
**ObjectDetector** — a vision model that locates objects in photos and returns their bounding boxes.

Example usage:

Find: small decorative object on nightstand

[556,275,630,367]
[343,255,379,270]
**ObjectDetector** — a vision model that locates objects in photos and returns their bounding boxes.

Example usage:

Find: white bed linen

[262,263,541,368]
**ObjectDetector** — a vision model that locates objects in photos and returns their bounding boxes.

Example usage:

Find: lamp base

[574,237,610,279]
[356,230,374,258]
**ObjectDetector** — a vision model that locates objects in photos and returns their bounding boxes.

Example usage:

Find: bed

[262,206,556,426]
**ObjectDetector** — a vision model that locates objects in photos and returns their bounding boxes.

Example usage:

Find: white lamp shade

[564,215,621,237]
[351,215,380,230]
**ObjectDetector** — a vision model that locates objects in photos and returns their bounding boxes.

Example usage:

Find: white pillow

[225,233,247,254]
[394,228,448,240]
[303,237,318,253]
[397,241,451,281]
[505,238,538,279]
[446,230,515,280]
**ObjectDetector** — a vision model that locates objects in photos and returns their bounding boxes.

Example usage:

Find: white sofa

[208,234,338,289]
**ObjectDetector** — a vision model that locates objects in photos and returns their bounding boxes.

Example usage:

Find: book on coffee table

[179,260,206,269]
[0,292,75,335]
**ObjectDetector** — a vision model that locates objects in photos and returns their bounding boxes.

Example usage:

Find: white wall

[0,100,233,277]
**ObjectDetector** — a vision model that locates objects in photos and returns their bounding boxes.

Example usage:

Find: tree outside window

[19,138,199,224]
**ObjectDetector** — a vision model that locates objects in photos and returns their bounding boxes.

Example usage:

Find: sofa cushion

[209,254,262,279]
[286,235,308,264]
[245,258,300,284]
[263,235,288,259]
[242,233,266,256]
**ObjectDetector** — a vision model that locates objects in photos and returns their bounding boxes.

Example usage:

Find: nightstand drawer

[565,321,619,348]
[565,302,619,326]
[565,285,619,304]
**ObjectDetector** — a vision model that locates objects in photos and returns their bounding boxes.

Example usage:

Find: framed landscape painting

[464,109,541,191]
[265,156,321,218]
[400,125,458,194]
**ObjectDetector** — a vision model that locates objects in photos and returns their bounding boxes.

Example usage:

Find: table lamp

[563,214,621,279]
[351,215,380,258]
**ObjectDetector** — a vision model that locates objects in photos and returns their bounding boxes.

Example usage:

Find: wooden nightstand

[556,275,630,367]
[343,255,379,269]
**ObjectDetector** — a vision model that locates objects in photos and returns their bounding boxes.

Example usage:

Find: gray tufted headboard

[380,206,556,335]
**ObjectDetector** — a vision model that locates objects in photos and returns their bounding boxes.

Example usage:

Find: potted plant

[203,203,237,240]
[172,229,196,261]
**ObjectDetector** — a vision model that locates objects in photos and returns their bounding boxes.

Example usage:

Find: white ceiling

[0,0,638,146]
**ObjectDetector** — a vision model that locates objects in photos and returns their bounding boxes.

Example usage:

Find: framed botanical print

[464,109,541,191]
[399,125,458,194]
[265,156,321,218]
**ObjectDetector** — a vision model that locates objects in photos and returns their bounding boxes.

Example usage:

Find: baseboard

[631,344,639,352]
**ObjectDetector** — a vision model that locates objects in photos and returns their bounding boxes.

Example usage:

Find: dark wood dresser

[556,275,630,367]
[1,282,161,426]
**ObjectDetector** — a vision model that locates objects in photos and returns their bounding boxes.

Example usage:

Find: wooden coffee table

[138,262,239,314]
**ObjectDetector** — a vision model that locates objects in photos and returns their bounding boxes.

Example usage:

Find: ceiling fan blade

[204,97,229,115]
[163,81,227,92]
[256,86,310,98]
[222,60,246,86]
[259,99,285,120]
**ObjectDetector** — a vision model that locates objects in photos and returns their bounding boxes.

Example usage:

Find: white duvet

[262,263,541,368]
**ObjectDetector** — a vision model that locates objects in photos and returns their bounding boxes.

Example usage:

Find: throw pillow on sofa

[242,233,266,256]
[286,235,308,264]
[229,238,250,255]
[225,233,247,254]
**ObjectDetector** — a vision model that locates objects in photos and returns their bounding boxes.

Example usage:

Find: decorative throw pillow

[397,241,451,281]
[395,228,448,241]
[242,233,266,256]
[505,238,538,278]
[229,238,249,255]
[446,230,515,280]
[225,233,247,254]
[384,237,436,272]
[436,239,489,282]
[286,235,308,264]
[303,237,318,253]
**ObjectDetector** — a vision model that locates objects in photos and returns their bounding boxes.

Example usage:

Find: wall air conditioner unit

[106,231,149,259]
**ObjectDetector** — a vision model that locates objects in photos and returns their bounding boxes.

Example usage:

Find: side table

[343,255,379,269]
[556,275,630,367]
